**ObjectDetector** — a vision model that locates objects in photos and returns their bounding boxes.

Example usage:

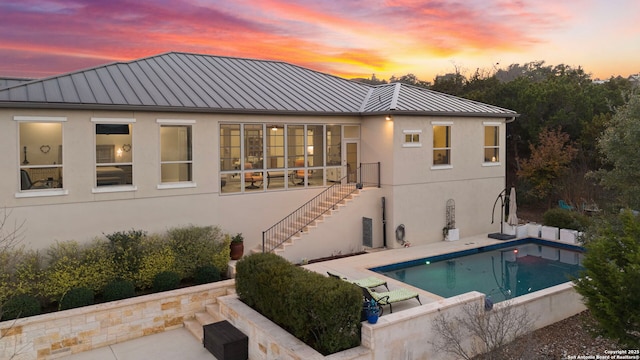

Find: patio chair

[359,285,421,313]
[327,271,389,290]
[558,200,574,210]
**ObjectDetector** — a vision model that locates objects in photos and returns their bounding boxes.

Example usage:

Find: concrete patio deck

[59,234,507,360]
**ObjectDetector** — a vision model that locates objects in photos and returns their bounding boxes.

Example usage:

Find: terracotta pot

[230,242,244,260]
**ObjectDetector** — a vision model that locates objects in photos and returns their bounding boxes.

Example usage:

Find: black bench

[203,320,248,360]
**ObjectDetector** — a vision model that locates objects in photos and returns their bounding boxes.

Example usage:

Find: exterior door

[344,141,359,183]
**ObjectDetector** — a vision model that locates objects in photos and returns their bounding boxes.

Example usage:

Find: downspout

[382,197,387,248]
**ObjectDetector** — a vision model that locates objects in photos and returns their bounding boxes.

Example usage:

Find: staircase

[184,288,236,342]
[260,163,380,256]
[253,187,361,255]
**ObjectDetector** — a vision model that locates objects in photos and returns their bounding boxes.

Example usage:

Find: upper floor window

[158,120,194,186]
[484,124,500,163]
[433,124,451,166]
[16,116,66,196]
[402,130,422,148]
[93,119,134,189]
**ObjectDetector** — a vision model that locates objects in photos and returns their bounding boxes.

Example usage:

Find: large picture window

[17,117,65,193]
[433,124,451,166]
[484,124,499,163]
[93,119,134,188]
[159,121,193,184]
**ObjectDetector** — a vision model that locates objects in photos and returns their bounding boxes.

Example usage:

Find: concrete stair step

[184,319,204,342]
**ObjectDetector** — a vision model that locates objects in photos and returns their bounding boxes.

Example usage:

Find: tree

[574,210,640,347]
[592,93,640,209]
[517,127,577,204]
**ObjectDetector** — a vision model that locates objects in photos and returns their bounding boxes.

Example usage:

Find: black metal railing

[262,162,380,253]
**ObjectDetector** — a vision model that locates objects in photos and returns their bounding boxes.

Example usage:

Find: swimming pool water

[371,239,585,302]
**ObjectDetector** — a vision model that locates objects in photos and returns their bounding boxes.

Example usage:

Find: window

[16,116,66,196]
[93,118,134,189]
[483,124,500,163]
[158,120,194,186]
[433,124,451,166]
[403,130,422,148]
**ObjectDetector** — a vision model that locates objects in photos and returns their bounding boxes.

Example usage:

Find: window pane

[266,124,284,169]
[484,148,499,162]
[97,164,132,186]
[161,126,191,162]
[19,122,63,189]
[326,125,341,166]
[19,122,62,166]
[484,126,498,147]
[220,124,240,171]
[161,163,192,182]
[287,125,304,166]
[307,125,323,167]
[434,149,450,165]
[433,126,450,148]
[244,124,263,169]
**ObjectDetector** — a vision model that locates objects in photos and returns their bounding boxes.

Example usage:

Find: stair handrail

[262,162,380,253]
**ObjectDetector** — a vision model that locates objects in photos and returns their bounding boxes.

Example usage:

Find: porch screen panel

[287,125,304,167]
[267,125,284,169]
[220,124,240,171]
[244,124,263,169]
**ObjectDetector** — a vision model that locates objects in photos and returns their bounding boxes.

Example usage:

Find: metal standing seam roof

[0,52,518,118]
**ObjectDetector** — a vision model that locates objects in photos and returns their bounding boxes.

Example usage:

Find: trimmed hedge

[236,253,361,355]
[103,279,136,302]
[194,265,221,284]
[543,208,591,231]
[59,287,94,310]
[1,294,41,321]
[152,271,181,292]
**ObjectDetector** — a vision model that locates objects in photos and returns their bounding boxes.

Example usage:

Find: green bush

[102,279,136,302]
[1,294,42,320]
[575,210,640,347]
[59,287,94,310]
[543,208,591,231]
[152,271,181,293]
[236,253,361,355]
[167,225,228,279]
[42,240,117,302]
[0,248,44,303]
[105,229,146,281]
[194,265,221,284]
[134,235,176,290]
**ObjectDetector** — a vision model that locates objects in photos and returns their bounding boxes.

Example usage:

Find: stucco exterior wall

[0,108,357,251]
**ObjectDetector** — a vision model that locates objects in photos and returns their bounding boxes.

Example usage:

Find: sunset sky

[0,0,638,82]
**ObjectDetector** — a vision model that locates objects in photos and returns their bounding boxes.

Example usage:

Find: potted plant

[363,299,380,324]
[230,233,244,260]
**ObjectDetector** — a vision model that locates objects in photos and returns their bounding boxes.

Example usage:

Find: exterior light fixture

[385,115,393,121]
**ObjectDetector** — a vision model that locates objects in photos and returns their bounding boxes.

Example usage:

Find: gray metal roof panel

[0,52,516,117]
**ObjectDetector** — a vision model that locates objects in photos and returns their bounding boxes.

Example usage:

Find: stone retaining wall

[0,279,235,359]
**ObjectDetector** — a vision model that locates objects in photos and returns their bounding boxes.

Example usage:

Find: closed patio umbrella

[507,187,518,226]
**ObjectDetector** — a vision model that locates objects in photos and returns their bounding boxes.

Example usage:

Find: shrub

[542,208,590,231]
[0,249,44,303]
[167,225,228,278]
[152,271,181,293]
[194,264,221,284]
[102,279,136,302]
[236,253,361,355]
[134,234,176,290]
[105,229,146,281]
[59,287,94,310]
[1,294,41,321]
[41,240,117,302]
[574,210,640,347]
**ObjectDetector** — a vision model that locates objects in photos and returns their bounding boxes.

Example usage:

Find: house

[0,52,517,262]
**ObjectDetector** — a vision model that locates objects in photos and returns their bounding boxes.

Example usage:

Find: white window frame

[157,119,196,189]
[14,116,69,198]
[482,121,501,167]
[91,118,137,193]
[402,129,422,148]
[431,121,453,169]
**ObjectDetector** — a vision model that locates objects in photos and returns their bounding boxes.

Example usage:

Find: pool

[371,238,585,302]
